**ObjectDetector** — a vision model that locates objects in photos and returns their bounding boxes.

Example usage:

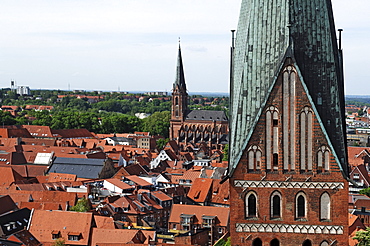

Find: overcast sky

[0,0,369,94]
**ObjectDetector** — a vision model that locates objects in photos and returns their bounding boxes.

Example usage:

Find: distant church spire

[173,39,186,91]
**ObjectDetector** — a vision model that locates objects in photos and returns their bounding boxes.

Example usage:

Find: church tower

[170,43,189,140]
[227,0,349,245]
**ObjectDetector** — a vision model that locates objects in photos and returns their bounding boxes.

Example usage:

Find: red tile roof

[29,210,93,245]
[187,178,213,203]
[125,175,152,187]
[91,228,149,245]
[169,204,229,227]
[22,125,53,138]
[94,215,115,229]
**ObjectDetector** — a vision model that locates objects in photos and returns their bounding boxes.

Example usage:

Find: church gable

[236,58,343,177]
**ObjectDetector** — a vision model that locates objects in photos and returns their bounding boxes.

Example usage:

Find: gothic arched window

[266,106,279,171]
[271,191,281,218]
[300,106,313,172]
[302,239,312,246]
[252,238,262,246]
[246,191,258,218]
[320,192,330,221]
[296,192,307,220]
[270,238,280,246]
[317,145,330,172]
[247,145,262,172]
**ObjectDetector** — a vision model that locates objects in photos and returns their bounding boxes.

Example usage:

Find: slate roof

[47,157,107,179]
[186,110,228,122]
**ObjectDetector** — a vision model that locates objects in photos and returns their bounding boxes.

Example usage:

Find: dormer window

[51,231,61,240]
[67,232,81,241]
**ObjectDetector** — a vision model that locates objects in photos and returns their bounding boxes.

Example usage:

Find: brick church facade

[227,0,349,245]
[169,44,228,151]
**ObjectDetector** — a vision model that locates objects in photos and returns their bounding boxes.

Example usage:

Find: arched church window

[300,106,313,172]
[247,145,262,172]
[296,192,307,220]
[270,238,280,246]
[252,238,262,246]
[175,97,179,105]
[271,191,281,219]
[282,65,296,172]
[245,191,258,218]
[317,145,330,172]
[266,106,279,171]
[302,239,312,246]
[320,192,330,221]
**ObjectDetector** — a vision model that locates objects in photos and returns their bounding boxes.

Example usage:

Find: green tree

[69,197,91,212]
[141,111,170,138]
[354,227,370,245]
[52,238,65,246]
[156,138,168,150]
[222,144,229,161]
[214,237,231,246]
[0,111,16,125]
[359,187,370,197]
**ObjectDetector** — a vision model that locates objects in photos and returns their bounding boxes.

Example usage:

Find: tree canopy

[354,227,370,246]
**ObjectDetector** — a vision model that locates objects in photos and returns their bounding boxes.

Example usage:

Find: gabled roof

[350,164,370,186]
[104,179,133,190]
[0,195,18,215]
[186,110,228,122]
[51,128,94,139]
[211,179,230,205]
[348,147,370,166]
[47,157,109,179]
[91,228,148,245]
[0,208,31,237]
[151,190,172,202]
[169,204,229,227]
[124,175,152,187]
[93,215,115,229]
[187,178,213,203]
[22,125,53,138]
[29,210,93,245]
[0,167,24,187]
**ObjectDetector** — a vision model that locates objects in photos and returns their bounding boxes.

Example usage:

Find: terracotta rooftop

[29,210,93,245]
[169,204,229,227]
[93,215,115,229]
[125,175,152,187]
[91,228,151,245]
[187,178,213,203]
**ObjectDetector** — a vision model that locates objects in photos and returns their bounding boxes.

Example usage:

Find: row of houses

[0,124,232,245]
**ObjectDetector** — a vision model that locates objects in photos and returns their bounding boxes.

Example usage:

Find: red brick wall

[229,61,349,245]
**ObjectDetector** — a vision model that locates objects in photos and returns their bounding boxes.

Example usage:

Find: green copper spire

[228,0,347,176]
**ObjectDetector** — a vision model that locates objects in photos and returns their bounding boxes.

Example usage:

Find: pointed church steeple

[173,41,187,91]
[170,41,189,140]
